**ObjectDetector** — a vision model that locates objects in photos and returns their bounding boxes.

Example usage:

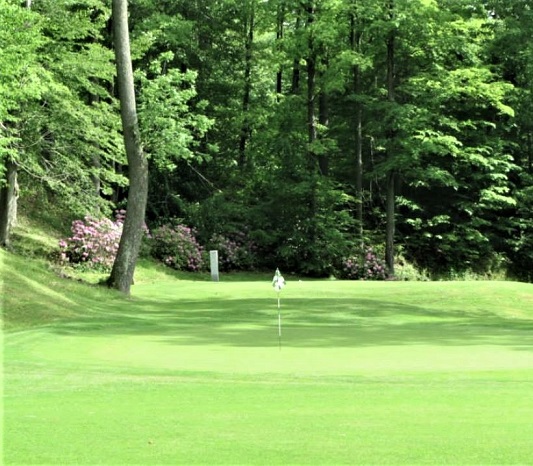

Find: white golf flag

[272,268,285,291]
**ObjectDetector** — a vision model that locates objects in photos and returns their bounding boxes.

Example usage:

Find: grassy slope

[3,245,533,464]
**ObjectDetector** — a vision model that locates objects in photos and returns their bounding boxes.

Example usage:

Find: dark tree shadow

[49,295,533,351]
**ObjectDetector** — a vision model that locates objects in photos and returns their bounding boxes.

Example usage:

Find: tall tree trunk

[88,94,101,198]
[306,3,317,167]
[385,169,395,274]
[108,0,149,295]
[239,2,255,168]
[0,0,32,246]
[91,153,101,197]
[111,161,123,205]
[291,59,300,94]
[318,83,329,176]
[305,0,319,252]
[291,13,301,94]
[305,2,327,176]
[276,1,284,96]
[0,159,19,248]
[527,133,533,173]
[350,9,364,249]
[385,0,396,277]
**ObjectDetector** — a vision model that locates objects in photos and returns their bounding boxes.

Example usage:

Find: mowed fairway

[3,257,533,464]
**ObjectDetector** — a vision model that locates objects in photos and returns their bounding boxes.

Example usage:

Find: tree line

[1,0,532,286]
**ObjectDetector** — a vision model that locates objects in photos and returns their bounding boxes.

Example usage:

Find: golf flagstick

[272,268,285,350]
[277,291,281,350]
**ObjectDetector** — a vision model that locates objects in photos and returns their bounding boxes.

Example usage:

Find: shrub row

[58,215,258,274]
[58,214,420,280]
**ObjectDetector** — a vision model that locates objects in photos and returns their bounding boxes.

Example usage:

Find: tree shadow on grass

[49,296,533,351]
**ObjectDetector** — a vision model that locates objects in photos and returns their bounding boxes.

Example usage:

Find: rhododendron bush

[341,248,389,280]
[149,224,204,272]
[208,232,257,271]
[58,211,126,270]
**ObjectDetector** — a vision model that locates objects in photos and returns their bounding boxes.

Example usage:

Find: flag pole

[278,291,281,350]
[272,268,285,351]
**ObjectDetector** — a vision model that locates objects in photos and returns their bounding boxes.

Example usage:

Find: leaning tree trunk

[0,159,19,248]
[107,0,148,294]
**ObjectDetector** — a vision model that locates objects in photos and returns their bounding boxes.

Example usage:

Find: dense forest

[1,0,532,282]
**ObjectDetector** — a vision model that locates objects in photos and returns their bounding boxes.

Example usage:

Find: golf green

[4,275,533,464]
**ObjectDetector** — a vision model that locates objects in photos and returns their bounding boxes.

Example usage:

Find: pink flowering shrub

[208,232,257,271]
[341,247,389,280]
[58,212,124,270]
[150,224,204,272]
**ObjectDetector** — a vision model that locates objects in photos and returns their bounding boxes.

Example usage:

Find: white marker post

[272,268,285,350]
[210,250,219,282]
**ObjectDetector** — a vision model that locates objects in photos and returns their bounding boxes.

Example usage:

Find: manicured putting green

[4,270,533,464]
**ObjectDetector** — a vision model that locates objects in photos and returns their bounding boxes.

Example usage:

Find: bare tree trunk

[385,0,396,277]
[0,159,19,247]
[108,0,149,294]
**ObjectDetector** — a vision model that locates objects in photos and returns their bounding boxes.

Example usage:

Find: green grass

[3,248,533,464]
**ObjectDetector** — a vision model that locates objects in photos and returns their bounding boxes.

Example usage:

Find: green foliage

[0,0,47,167]
[2,0,533,281]
[137,54,214,169]
[394,255,431,281]
[507,179,533,282]
[0,0,45,117]
[250,177,357,276]
[1,0,125,217]
[402,210,513,279]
